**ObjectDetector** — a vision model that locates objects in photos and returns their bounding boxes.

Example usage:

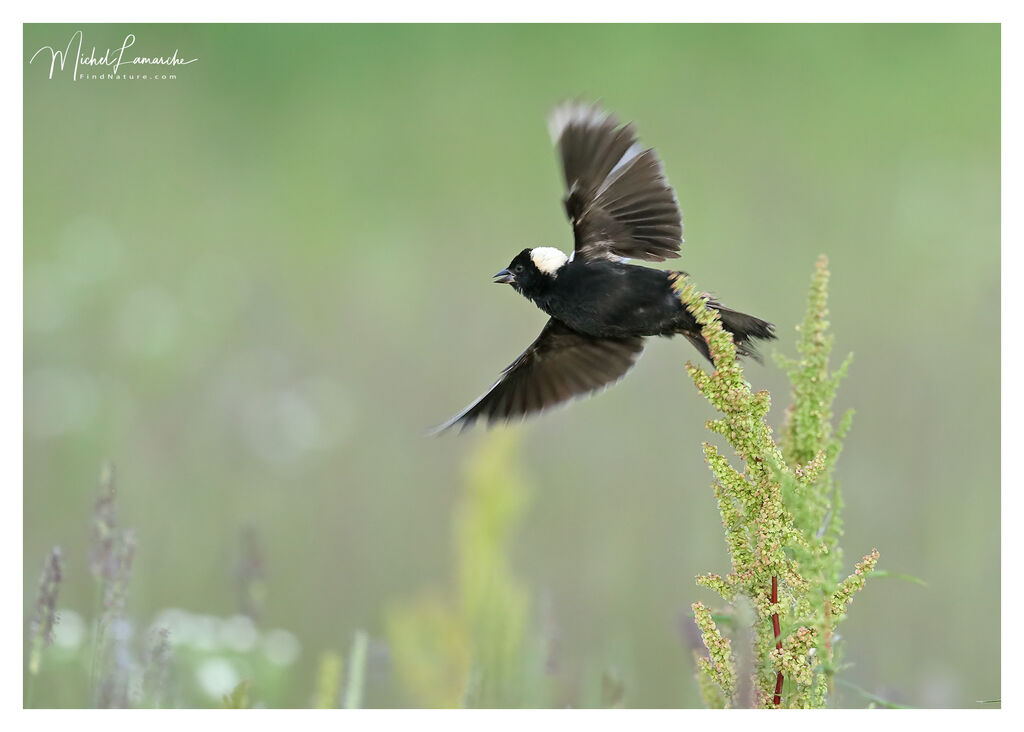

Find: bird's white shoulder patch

[530,247,569,275]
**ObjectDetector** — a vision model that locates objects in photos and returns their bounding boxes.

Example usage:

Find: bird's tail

[709,301,776,362]
[681,299,776,364]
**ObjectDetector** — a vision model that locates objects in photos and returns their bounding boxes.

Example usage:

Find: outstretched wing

[432,318,645,433]
[549,101,683,263]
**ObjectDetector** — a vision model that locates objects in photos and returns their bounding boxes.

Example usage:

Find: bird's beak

[493,268,515,285]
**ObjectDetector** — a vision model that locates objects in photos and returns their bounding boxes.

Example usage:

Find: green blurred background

[23,24,999,708]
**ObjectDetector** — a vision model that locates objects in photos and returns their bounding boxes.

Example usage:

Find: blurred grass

[24,24,999,707]
[387,431,542,708]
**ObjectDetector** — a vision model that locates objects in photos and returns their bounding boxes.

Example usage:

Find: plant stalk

[771,575,782,706]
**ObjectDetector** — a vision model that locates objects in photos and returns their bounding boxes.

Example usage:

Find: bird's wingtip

[425,419,457,437]
[547,98,615,143]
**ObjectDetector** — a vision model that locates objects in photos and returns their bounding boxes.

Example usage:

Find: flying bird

[434,102,775,433]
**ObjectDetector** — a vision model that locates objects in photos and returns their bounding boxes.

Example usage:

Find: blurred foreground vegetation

[26,258,904,708]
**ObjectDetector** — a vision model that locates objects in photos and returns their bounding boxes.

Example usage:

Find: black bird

[434,102,775,433]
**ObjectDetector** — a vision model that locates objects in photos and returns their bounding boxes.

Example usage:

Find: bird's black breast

[534,260,687,338]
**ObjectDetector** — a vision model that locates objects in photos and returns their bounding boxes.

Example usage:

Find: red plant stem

[824,599,833,657]
[771,575,783,706]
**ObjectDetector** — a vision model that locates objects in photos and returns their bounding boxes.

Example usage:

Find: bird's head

[493,247,568,296]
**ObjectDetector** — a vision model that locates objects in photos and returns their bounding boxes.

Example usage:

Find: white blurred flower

[151,608,192,646]
[219,614,259,653]
[262,628,300,666]
[195,657,240,699]
[52,608,86,650]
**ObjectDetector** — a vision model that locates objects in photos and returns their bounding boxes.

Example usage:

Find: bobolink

[435,102,774,433]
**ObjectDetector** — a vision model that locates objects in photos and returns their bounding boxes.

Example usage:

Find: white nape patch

[530,247,569,275]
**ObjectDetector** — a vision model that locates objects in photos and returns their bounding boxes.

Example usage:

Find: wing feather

[431,319,645,433]
[549,102,683,262]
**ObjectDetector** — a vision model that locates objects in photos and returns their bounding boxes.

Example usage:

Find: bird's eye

[514,264,524,273]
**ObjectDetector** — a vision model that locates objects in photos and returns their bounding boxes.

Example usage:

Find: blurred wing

[549,101,683,262]
[431,318,644,433]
